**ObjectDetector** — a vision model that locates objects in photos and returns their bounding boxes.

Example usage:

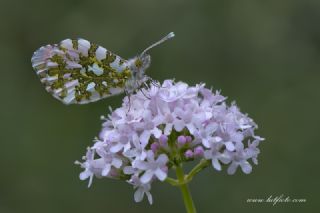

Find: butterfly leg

[140,87,151,100]
[146,76,167,89]
[140,81,151,99]
[124,89,131,112]
[150,79,161,88]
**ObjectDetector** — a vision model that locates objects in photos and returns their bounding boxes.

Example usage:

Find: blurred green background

[0,0,319,212]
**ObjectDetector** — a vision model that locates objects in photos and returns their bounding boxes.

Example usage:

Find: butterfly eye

[135,59,143,68]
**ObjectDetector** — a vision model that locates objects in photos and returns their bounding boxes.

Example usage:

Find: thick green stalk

[176,165,197,213]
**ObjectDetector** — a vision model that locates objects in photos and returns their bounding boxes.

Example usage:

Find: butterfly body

[31,32,174,104]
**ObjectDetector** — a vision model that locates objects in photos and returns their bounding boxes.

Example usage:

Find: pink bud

[185,150,194,159]
[151,143,159,153]
[159,135,168,146]
[194,146,204,157]
[185,136,192,143]
[177,136,187,145]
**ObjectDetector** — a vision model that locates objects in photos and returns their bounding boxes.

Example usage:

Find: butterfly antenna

[141,32,175,55]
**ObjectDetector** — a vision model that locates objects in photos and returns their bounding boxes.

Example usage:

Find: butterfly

[31,32,175,104]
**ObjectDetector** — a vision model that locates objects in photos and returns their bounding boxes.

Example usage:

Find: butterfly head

[125,54,150,82]
[136,53,151,71]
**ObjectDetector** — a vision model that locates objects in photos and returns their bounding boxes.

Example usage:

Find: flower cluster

[75,80,264,204]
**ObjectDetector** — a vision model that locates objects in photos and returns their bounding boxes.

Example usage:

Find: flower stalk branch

[165,159,210,186]
[165,177,179,186]
[185,159,210,182]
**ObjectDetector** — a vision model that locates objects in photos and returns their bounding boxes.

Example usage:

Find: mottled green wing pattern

[31,38,132,104]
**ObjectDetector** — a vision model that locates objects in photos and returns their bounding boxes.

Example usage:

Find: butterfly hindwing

[31,38,132,104]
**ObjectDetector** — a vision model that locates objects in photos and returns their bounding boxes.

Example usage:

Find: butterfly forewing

[31,38,132,104]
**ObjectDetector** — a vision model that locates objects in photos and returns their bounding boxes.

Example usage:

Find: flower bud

[185,150,194,159]
[177,135,187,146]
[194,146,204,157]
[159,134,168,146]
[151,143,159,153]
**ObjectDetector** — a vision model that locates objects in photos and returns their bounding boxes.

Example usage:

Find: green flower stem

[176,165,197,213]
[185,159,210,182]
[164,160,210,212]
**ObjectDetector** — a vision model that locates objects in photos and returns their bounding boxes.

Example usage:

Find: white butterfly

[31,32,175,104]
